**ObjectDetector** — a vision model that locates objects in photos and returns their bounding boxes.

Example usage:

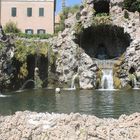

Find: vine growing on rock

[74,13,111,35]
[92,14,111,26]
[14,39,52,79]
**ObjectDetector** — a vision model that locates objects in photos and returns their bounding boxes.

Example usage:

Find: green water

[0,89,140,118]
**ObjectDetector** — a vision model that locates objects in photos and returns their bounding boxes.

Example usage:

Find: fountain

[62,73,79,91]
[19,79,35,91]
[101,69,114,90]
[70,73,78,90]
[95,59,116,90]
[133,76,139,90]
[0,93,10,97]
[34,67,42,89]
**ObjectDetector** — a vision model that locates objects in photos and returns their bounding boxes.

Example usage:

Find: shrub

[17,32,52,39]
[4,21,21,33]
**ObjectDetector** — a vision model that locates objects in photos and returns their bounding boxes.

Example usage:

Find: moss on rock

[113,76,122,89]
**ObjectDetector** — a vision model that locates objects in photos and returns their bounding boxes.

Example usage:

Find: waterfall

[71,73,78,89]
[101,69,114,90]
[133,76,139,89]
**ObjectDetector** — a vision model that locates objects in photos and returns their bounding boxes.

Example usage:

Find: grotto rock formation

[0,0,140,90]
[51,0,101,89]
[50,0,140,89]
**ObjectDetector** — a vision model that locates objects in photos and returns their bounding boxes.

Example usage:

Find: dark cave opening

[129,67,136,74]
[26,55,35,88]
[22,54,48,89]
[94,0,110,14]
[77,25,131,60]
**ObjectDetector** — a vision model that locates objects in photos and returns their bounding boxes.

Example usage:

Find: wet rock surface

[0,111,140,140]
[114,40,140,88]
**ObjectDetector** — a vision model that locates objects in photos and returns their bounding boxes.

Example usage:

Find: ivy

[14,39,52,79]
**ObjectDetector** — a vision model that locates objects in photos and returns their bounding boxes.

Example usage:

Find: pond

[0,89,140,118]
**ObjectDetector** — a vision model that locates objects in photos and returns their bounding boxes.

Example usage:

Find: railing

[93,58,118,69]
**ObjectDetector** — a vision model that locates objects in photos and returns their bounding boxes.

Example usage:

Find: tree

[55,5,80,33]
[62,0,66,10]
[4,21,21,34]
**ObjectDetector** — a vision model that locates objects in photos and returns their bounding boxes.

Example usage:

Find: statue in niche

[96,43,109,60]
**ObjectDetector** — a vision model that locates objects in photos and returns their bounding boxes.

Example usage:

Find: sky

[56,0,82,14]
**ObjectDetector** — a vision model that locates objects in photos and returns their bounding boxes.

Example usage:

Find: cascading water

[101,69,114,90]
[71,73,78,89]
[133,76,139,89]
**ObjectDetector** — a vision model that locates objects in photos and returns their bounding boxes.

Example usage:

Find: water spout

[133,76,139,89]
[0,93,10,97]
[101,69,114,90]
[34,67,42,89]
[20,79,35,90]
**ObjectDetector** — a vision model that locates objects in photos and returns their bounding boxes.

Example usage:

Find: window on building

[37,29,46,34]
[39,8,44,16]
[27,8,32,17]
[25,29,33,34]
[11,7,17,17]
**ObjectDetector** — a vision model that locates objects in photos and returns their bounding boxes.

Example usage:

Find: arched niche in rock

[77,25,131,60]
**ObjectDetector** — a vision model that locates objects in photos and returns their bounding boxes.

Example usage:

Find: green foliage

[74,14,111,34]
[15,40,50,78]
[92,15,111,26]
[15,40,49,62]
[17,32,52,39]
[56,4,80,33]
[74,22,83,34]
[19,63,28,79]
[4,22,52,39]
[124,10,130,19]
[123,0,140,12]
[4,21,21,33]
[0,42,5,50]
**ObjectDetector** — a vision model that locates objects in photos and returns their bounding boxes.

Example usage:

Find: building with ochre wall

[1,0,56,34]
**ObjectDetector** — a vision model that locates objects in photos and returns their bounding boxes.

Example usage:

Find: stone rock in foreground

[0,111,140,140]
